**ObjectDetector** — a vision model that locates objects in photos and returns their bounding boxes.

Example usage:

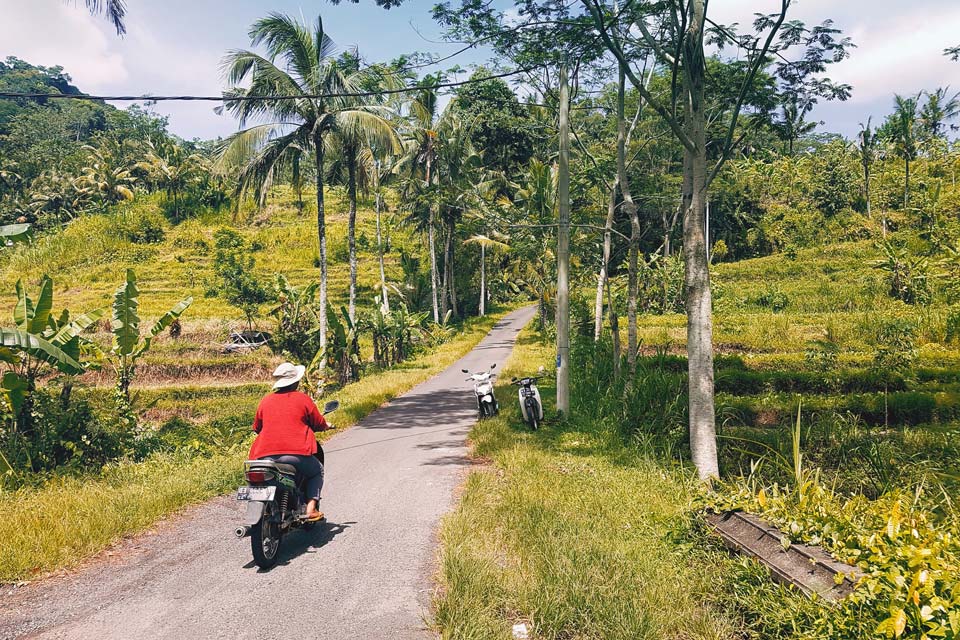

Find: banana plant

[0,275,104,420]
[110,269,193,401]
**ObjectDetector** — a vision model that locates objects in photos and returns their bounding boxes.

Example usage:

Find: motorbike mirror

[322,400,340,414]
[538,365,545,373]
[490,363,496,369]
[461,369,469,374]
[511,377,517,382]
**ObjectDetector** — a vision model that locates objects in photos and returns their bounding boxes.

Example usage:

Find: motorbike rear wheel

[251,515,282,569]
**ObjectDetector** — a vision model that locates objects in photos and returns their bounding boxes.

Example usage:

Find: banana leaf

[48,309,106,347]
[1,370,29,418]
[28,276,54,334]
[111,269,140,356]
[13,279,33,330]
[0,327,83,374]
[135,296,193,357]
[0,223,32,246]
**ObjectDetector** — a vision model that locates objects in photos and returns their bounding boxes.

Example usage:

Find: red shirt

[249,390,329,459]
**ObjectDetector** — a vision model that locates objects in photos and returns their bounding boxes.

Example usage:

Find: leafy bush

[753,284,790,312]
[115,206,166,244]
[209,228,272,329]
[872,240,934,305]
[711,482,960,640]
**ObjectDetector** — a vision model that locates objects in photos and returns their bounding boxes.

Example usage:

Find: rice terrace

[0,1,959,638]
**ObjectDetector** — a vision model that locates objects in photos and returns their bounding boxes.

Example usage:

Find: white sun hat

[272,362,306,389]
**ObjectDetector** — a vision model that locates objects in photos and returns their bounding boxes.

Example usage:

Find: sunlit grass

[433,329,737,639]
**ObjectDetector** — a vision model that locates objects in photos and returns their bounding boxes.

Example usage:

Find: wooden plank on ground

[706,511,863,602]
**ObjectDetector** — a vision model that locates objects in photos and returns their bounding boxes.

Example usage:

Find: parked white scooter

[511,366,545,430]
[463,364,499,418]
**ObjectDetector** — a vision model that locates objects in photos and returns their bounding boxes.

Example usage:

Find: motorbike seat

[245,459,298,476]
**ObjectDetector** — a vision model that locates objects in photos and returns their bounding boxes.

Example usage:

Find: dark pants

[265,454,324,503]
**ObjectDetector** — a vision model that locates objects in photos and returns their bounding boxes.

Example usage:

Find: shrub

[753,284,790,312]
[116,207,166,244]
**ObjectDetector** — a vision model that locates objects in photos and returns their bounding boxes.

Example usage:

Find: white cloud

[0,1,128,89]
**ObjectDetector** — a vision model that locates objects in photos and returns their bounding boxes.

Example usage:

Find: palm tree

[464,233,509,316]
[889,94,920,209]
[396,76,443,322]
[136,141,206,222]
[328,61,400,323]
[920,87,960,139]
[80,0,126,35]
[219,13,397,375]
[857,118,876,219]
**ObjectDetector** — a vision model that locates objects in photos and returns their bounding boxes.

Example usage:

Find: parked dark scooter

[235,399,339,569]
[463,364,498,418]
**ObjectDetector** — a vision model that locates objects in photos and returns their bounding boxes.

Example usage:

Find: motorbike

[511,369,544,430]
[462,364,499,418]
[235,399,339,569]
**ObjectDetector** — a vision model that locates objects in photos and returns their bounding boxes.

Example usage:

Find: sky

[1,0,958,141]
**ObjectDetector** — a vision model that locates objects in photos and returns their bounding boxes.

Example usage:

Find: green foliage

[269,274,322,363]
[753,284,790,312]
[710,481,960,640]
[872,240,935,305]
[109,268,192,401]
[210,228,272,329]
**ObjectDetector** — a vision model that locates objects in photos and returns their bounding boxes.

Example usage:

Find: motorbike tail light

[245,470,274,484]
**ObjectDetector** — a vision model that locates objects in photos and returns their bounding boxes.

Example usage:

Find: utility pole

[556,60,571,415]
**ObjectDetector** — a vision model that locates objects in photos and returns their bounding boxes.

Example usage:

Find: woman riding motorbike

[249,362,330,521]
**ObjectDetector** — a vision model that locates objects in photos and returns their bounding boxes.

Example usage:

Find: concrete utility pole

[556,61,571,415]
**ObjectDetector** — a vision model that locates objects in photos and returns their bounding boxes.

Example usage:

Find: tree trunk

[440,224,450,318]
[864,161,872,219]
[904,157,910,210]
[480,242,486,316]
[375,191,390,313]
[314,133,328,383]
[682,1,719,480]
[607,276,620,382]
[447,217,459,317]
[594,182,616,341]
[426,157,439,323]
[556,60,571,415]
[617,63,641,372]
[347,146,358,324]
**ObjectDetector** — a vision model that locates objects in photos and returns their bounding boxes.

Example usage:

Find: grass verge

[433,330,740,639]
[0,311,505,583]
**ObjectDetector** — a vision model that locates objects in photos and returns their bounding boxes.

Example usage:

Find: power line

[0,66,540,103]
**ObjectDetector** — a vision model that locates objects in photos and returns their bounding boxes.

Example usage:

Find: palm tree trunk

[904,158,910,209]
[314,133,328,382]
[426,157,439,323]
[347,146,358,324]
[375,191,390,313]
[441,225,451,318]
[479,242,486,317]
[447,217,459,317]
[864,159,872,219]
[595,181,616,341]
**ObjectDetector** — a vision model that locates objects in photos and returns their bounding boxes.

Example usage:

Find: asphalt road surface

[1,306,536,640]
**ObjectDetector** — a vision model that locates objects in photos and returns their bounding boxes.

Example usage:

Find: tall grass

[0,312,503,583]
[434,330,738,639]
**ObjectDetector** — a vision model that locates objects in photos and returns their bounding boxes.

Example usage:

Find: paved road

[0,306,536,640]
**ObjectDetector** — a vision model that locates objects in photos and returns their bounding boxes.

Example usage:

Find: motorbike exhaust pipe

[235,525,251,538]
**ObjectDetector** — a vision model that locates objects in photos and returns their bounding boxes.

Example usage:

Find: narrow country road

[1,306,536,640]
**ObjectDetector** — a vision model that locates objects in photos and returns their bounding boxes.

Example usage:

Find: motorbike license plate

[236,486,276,501]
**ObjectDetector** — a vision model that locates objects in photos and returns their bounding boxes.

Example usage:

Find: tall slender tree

[219,13,397,380]
[887,94,920,209]
[857,118,876,219]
